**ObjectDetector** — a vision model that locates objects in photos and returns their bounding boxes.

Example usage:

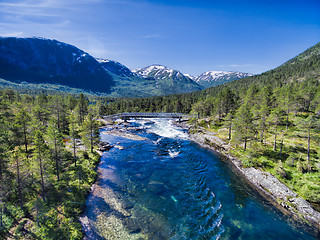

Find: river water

[82,119,315,240]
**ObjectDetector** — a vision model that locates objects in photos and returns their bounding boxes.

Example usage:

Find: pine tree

[14,108,31,157]
[34,130,48,201]
[233,103,255,151]
[47,118,63,181]
[298,114,319,165]
[80,112,99,153]
[68,111,78,166]
[77,93,89,124]
[12,148,24,208]
[267,108,285,151]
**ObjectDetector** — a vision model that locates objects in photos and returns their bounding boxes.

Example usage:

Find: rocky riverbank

[173,120,320,236]
[184,124,320,237]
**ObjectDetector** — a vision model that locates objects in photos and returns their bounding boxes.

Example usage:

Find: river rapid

[81,119,315,240]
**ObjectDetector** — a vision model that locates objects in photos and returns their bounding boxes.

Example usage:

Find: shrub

[300,184,320,203]
[275,161,289,179]
[286,153,299,167]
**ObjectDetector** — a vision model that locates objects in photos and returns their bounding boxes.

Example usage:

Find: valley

[0,38,320,239]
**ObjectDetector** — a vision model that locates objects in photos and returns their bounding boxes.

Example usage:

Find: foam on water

[168,149,180,158]
[136,118,189,140]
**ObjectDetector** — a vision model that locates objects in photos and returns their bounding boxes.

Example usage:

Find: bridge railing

[103,112,194,120]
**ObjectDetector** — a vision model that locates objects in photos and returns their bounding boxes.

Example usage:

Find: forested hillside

[0,37,115,93]
[0,90,103,239]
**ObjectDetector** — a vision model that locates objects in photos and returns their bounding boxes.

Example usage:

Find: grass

[196,114,320,204]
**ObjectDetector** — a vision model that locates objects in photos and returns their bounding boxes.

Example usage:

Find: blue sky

[0,0,319,75]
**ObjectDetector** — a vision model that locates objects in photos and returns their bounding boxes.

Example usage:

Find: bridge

[104,112,193,122]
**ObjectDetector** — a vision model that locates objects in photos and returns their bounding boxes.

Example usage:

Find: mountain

[96,58,160,97]
[0,37,114,93]
[195,71,252,88]
[97,58,134,78]
[0,37,204,97]
[133,65,203,95]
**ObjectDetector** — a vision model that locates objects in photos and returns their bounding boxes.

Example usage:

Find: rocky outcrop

[104,129,147,141]
[190,129,320,236]
[98,142,113,152]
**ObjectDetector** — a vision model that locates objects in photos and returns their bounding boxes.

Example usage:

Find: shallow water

[82,119,315,239]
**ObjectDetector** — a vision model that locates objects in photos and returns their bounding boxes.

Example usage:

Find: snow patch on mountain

[97,58,134,77]
[184,74,195,80]
[195,71,252,88]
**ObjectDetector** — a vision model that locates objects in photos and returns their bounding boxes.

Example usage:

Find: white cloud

[0,31,24,37]
[141,34,164,39]
[215,64,257,68]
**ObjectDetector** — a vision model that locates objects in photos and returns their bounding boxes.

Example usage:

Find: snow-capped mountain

[133,65,203,94]
[0,37,251,96]
[97,58,134,78]
[195,71,252,88]
[133,65,185,79]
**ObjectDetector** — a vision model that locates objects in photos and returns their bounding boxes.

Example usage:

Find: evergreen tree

[298,114,319,165]
[267,108,285,151]
[233,103,255,151]
[77,93,89,124]
[68,111,78,166]
[12,148,24,208]
[14,108,31,157]
[34,130,48,202]
[80,112,99,153]
[47,118,63,181]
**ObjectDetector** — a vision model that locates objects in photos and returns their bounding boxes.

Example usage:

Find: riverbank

[178,121,320,237]
[80,121,153,239]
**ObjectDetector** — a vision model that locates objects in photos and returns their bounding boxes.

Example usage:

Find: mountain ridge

[133,64,203,95]
[0,37,205,97]
[0,37,115,93]
[194,71,252,88]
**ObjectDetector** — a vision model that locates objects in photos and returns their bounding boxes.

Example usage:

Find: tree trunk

[73,139,77,167]
[16,157,23,209]
[0,203,3,228]
[279,139,283,157]
[0,158,3,180]
[54,138,60,181]
[307,127,311,163]
[39,156,46,202]
[23,123,28,158]
[286,109,289,130]
[244,137,247,151]
[90,121,94,153]
[57,109,60,130]
[274,132,277,151]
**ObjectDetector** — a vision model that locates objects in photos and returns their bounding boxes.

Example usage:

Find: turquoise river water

[81,119,315,240]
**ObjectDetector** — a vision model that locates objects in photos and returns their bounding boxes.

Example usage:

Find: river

[81,119,315,239]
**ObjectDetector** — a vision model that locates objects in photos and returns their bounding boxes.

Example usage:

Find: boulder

[98,142,113,151]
